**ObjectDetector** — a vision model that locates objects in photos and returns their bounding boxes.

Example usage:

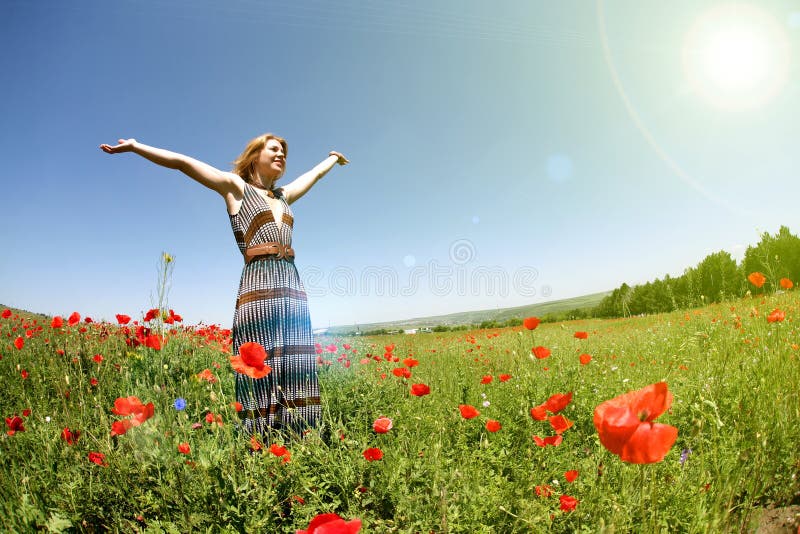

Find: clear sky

[2,1,799,329]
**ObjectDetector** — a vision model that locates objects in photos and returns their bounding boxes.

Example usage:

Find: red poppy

[90,377,99,387]
[21,369,29,380]
[326,344,338,353]
[579,353,592,365]
[14,337,24,350]
[61,427,80,445]
[767,309,785,323]
[392,367,411,379]
[249,435,263,451]
[523,317,541,330]
[51,316,63,328]
[167,309,182,323]
[593,382,678,464]
[530,405,547,421]
[480,375,493,385]
[533,435,563,447]
[1,309,10,319]
[233,401,243,411]
[532,346,551,359]
[549,414,573,434]
[535,484,553,498]
[564,470,579,483]
[499,374,512,382]
[373,417,393,433]
[22,409,30,417]
[296,513,362,534]
[116,314,131,325]
[544,392,573,414]
[144,334,163,350]
[363,447,383,461]
[197,368,218,383]
[485,419,501,432]
[177,442,191,454]
[143,308,160,322]
[88,452,108,467]
[574,331,588,339]
[780,278,793,289]
[67,312,81,326]
[269,444,288,457]
[230,342,271,379]
[5,416,25,435]
[111,396,155,433]
[748,272,766,288]
[93,354,104,363]
[459,404,480,419]
[559,494,579,512]
[410,383,430,397]
[402,357,419,368]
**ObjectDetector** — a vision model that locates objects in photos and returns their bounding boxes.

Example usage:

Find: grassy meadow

[1,284,799,533]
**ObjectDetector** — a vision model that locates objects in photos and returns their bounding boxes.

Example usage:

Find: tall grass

[1,289,799,532]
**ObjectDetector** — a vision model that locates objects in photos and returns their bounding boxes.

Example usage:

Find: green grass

[1,290,799,532]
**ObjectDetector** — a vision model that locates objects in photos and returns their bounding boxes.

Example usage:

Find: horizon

[2,1,799,329]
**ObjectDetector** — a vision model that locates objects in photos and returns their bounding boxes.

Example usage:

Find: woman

[100,135,348,437]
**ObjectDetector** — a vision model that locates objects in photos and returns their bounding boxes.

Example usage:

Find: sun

[683,4,789,111]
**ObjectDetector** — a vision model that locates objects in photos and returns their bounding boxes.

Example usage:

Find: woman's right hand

[99,138,137,154]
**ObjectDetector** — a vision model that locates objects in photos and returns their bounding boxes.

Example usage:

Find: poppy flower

[544,392,573,414]
[748,272,766,288]
[593,382,678,464]
[296,513,362,534]
[230,342,271,379]
[197,368,219,383]
[116,314,131,325]
[535,484,553,498]
[532,346,551,359]
[480,375,493,385]
[363,447,383,461]
[14,337,24,350]
[530,405,547,421]
[144,334,163,350]
[67,312,81,326]
[559,495,579,512]
[579,353,592,365]
[410,383,430,397]
[392,367,411,379]
[326,344,338,353]
[458,405,480,419]
[485,419,501,432]
[88,452,108,467]
[1,309,10,319]
[21,369,29,380]
[61,427,80,445]
[523,317,540,330]
[549,414,573,434]
[533,435,563,447]
[402,357,419,368]
[51,316,63,328]
[93,354,104,363]
[574,331,588,339]
[780,278,793,289]
[499,374,512,382]
[5,416,25,435]
[111,396,154,435]
[143,308,160,322]
[373,417,393,433]
[564,470,579,483]
[269,443,289,458]
[767,309,785,323]
[177,442,191,454]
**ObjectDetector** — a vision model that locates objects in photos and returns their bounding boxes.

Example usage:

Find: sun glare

[683,4,789,111]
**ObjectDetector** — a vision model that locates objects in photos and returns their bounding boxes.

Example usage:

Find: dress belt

[244,242,295,264]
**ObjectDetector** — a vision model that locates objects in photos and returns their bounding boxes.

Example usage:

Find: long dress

[229,183,320,436]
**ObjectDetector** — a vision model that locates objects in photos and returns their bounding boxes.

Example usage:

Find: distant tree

[693,251,740,302]
[742,226,800,292]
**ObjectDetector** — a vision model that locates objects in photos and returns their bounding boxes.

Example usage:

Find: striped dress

[229,183,320,437]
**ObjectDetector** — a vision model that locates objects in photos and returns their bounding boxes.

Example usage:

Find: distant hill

[324,291,610,334]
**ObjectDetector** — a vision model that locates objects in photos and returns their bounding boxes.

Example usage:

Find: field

[2,285,800,533]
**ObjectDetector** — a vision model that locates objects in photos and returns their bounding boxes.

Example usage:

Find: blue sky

[1,1,799,329]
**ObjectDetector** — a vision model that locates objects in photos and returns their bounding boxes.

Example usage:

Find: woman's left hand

[329,151,349,165]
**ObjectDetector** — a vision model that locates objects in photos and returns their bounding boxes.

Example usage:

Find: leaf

[45,513,73,533]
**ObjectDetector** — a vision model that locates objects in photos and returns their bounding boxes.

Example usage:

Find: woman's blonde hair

[232,133,288,185]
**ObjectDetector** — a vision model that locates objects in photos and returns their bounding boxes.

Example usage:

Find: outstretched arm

[99,139,243,198]
[281,151,349,204]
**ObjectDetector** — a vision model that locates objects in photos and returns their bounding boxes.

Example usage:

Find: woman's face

[255,138,286,182]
